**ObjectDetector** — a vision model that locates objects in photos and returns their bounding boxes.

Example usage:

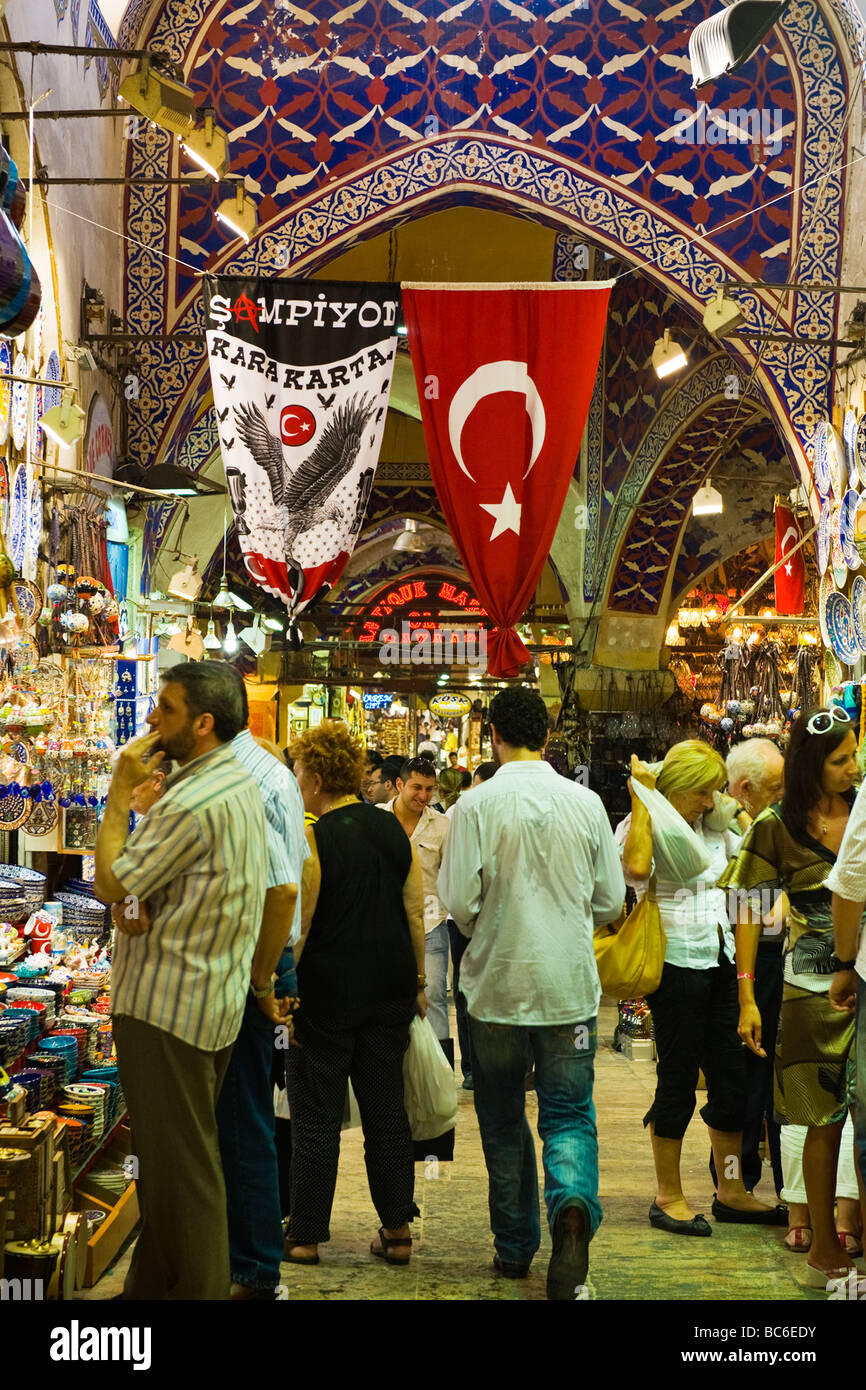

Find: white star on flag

[784,561,792,576]
[480,482,522,541]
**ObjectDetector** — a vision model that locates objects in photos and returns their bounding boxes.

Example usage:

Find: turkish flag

[403,284,611,676]
[774,503,805,614]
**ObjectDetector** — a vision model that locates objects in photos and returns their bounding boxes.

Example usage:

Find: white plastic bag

[629,779,712,882]
[273,1080,361,1129]
[403,1015,458,1141]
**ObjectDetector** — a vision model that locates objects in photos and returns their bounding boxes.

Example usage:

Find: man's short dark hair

[380,755,404,787]
[365,750,384,771]
[488,686,548,752]
[161,661,246,743]
[473,761,496,783]
[460,770,472,789]
[448,751,458,763]
[399,756,438,782]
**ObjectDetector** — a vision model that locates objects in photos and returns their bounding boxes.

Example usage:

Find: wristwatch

[249,980,273,999]
[829,954,857,972]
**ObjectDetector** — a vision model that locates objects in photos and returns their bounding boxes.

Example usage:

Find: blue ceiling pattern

[115,0,860,617]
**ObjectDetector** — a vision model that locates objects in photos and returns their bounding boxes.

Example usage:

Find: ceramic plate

[817,499,831,574]
[827,422,848,500]
[0,456,9,542]
[43,351,61,414]
[819,570,836,647]
[851,575,866,654]
[0,341,11,447]
[845,408,860,489]
[831,504,847,588]
[840,488,861,569]
[0,787,31,830]
[11,354,28,452]
[8,464,27,570]
[12,578,41,627]
[25,477,42,573]
[30,383,43,459]
[813,421,831,499]
[825,589,859,665]
[824,647,843,689]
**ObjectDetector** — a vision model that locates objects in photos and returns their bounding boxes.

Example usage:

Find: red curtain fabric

[774,503,805,615]
[403,284,611,676]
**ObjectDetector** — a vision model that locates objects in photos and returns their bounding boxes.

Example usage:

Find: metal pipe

[0,109,132,119]
[725,282,866,295]
[0,41,174,63]
[23,175,243,188]
[41,462,193,506]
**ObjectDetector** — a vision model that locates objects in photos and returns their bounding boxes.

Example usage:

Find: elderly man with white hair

[726,738,785,822]
[719,737,786,1203]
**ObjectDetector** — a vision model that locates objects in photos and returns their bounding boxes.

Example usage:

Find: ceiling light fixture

[392,519,427,553]
[216,185,258,242]
[693,479,724,516]
[118,60,198,136]
[702,289,746,337]
[652,328,688,379]
[263,616,284,632]
[39,387,86,449]
[167,560,202,601]
[223,615,239,655]
[203,618,222,650]
[689,1,791,89]
[180,108,229,180]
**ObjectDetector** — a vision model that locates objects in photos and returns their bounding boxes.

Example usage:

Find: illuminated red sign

[356,575,488,645]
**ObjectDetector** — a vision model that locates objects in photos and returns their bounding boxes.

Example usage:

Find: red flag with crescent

[774,502,804,615]
[402,283,612,677]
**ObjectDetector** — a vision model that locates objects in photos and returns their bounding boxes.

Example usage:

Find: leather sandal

[784,1225,812,1252]
[371,1227,412,1266]
[837,1230,863,1258]
[802,1260,856,1289]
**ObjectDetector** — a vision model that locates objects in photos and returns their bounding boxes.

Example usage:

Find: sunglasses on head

[805,707,852,736]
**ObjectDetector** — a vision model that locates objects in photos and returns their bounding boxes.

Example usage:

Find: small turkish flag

[774,503,804,614]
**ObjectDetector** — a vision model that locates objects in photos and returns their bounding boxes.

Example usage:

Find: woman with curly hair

[284,720,428,1268]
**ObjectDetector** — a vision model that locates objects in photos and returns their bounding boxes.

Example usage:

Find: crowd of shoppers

[93,664,866,1301]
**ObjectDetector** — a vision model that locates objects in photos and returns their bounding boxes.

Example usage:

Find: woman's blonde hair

[657,739,727,801]
[288,720,365,795]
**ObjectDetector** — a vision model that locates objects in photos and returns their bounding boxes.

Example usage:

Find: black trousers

[285,998,418,1245]
[645,949,746,1141]
[708,943,783,1193]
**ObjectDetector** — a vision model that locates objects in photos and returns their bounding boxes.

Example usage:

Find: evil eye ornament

[47,584,67,602]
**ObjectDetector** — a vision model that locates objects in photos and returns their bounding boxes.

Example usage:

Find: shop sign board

[429,693,472,718]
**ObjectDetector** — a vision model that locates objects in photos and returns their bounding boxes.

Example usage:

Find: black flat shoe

[712,1198,788,1226]
[649,1201,712,1236]
[493,1254,530,1279]
[547,1200,590,1299]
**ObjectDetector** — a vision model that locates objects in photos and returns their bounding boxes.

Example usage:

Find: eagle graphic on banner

[234,392,376,595]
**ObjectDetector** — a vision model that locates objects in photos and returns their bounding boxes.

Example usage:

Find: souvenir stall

[361,691,411,759]
[812,414,866,740]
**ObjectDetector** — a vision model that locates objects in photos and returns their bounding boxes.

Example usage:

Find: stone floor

[80,998,837,1302]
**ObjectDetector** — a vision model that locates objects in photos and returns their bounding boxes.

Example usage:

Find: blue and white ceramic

[824,589,860,665]
[11,354,28,452]
[8,464,27,570]
[813,422,832,499]
[840,488,861,569]
[817,499,831,574]
[43,350,61,414]
[852,575,866,656]
[845,408,860,489]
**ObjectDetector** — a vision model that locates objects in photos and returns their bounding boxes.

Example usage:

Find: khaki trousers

[113,1014,234,1300]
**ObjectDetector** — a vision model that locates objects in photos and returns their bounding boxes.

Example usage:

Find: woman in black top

[285,721,427,1267]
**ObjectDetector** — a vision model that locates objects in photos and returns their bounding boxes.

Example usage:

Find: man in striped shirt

[215,669,308,1300]
[94,661,270,1301]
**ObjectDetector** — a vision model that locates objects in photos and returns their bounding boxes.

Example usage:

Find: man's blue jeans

[425,920,450,1041]
[854,978,866,1189]
[468,1014,602,1266]
[215,948,296,1292]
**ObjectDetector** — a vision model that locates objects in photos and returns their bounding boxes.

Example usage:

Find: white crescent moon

[781,525,798,554]
[448,361,546,482]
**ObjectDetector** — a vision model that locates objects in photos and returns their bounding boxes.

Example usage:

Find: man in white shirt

[438,687,625,1300]
[380,756,451,1039]
[825,781,866,1199]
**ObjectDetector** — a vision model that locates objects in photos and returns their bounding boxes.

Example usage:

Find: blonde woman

[617,740,781,1236]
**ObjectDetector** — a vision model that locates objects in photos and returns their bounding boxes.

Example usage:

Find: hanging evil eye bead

[87,796,97,808]
[59,795,71,808]
[31,786,42,803]
[0,785,8,798]
[20,786,29,799]
[8,782,19,796]
[74,793,85,806]
[41,780,52,796]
